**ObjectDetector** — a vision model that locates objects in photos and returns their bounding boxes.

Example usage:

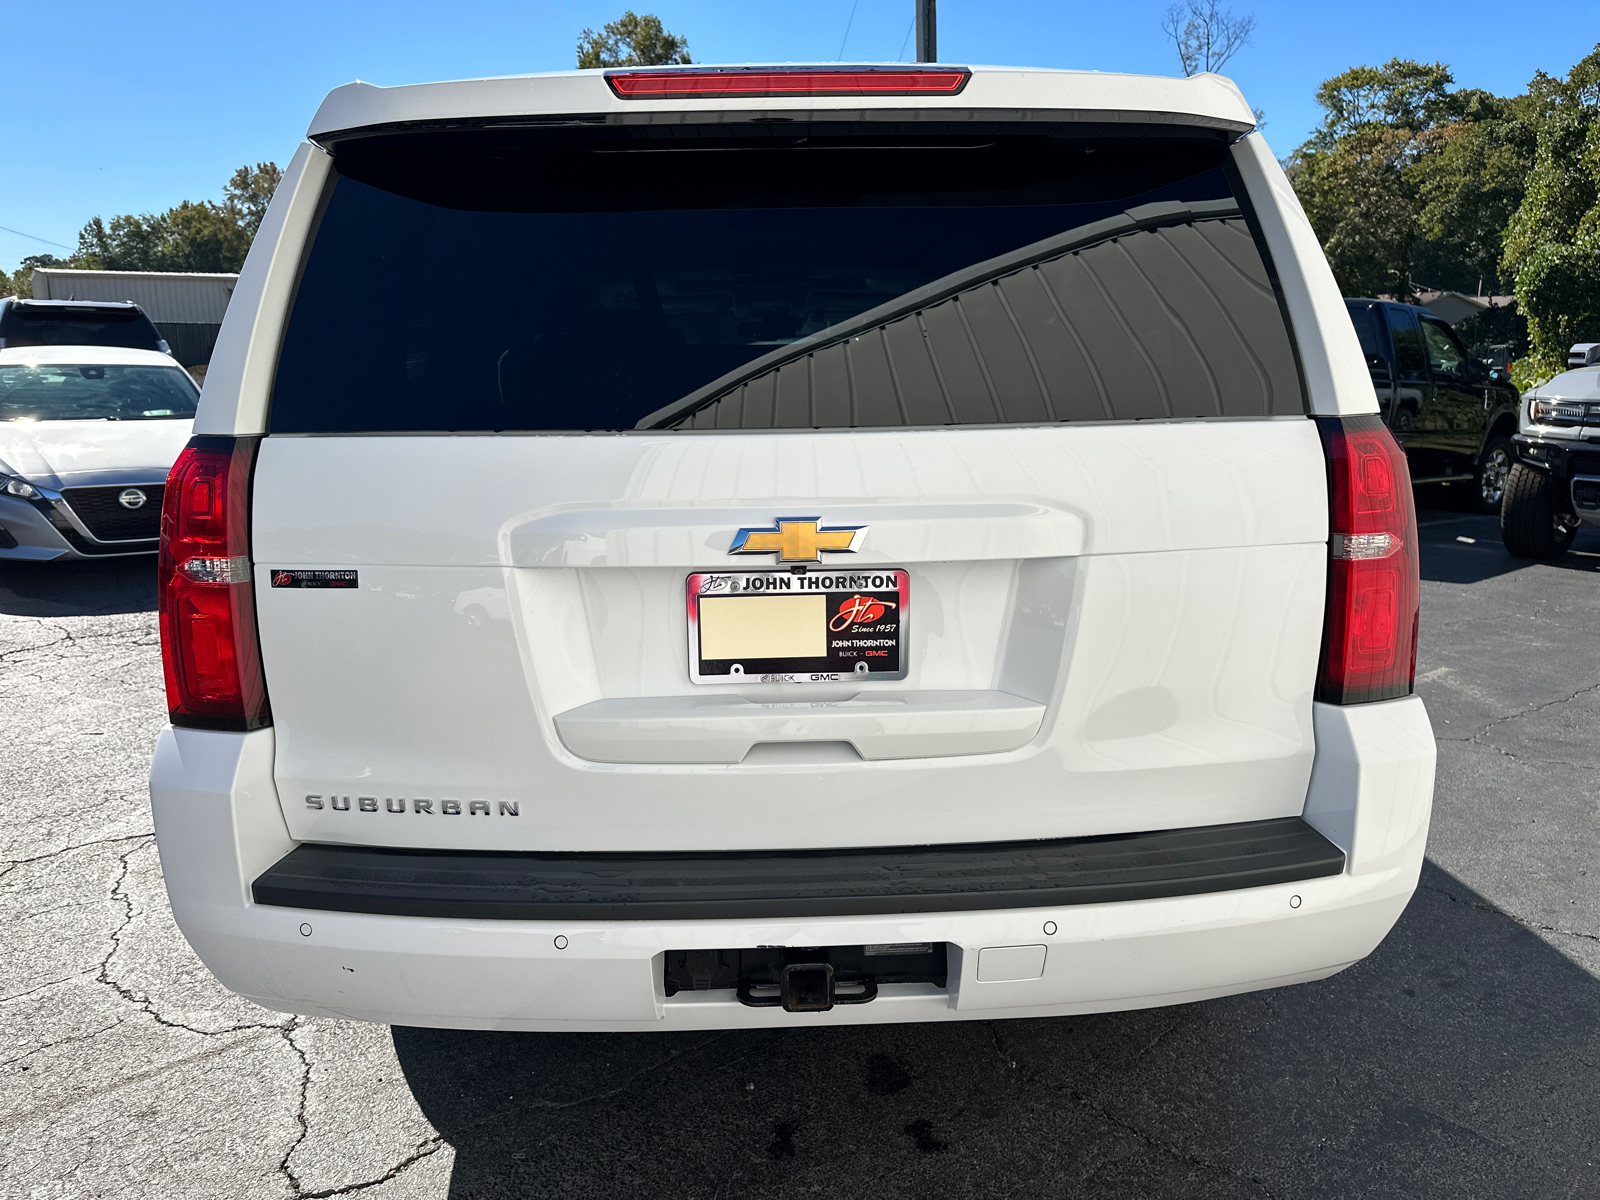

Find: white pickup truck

[149,64,1436,1031]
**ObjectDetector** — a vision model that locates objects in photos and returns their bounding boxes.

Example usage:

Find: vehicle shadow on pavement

[1416,508,1600,585]
[391,861,1600,1199]
[0,556,157,617]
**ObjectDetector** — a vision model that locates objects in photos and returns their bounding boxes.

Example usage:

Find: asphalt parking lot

[2,492,1598,1199]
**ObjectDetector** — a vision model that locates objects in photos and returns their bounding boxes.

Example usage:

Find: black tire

[1500,463,1578,559]
[1473,435,1514,514]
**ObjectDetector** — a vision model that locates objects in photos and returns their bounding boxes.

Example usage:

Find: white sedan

[0,345,197,561]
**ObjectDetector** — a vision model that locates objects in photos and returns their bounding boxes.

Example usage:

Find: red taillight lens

[157,436,270,730]
[1315,416,1419,705]
[605,67,971,99]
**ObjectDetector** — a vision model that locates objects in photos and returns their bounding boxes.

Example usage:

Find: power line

[837,0,861,59]
[0,223,72,251]
[897,14,915,60]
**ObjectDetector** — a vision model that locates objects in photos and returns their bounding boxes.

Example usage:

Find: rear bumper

[149,697,1435,1030]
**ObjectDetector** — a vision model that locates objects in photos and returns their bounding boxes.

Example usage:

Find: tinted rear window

[1,306,163,353]
[271,126,1304,433]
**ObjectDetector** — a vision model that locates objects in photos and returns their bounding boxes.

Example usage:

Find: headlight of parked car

[1528,398,1595,426]
[1,475,43,499]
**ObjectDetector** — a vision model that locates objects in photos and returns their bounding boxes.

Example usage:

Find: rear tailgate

[251,116,1327,853]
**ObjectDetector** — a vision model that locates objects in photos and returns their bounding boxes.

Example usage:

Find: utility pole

[915,0,936,62]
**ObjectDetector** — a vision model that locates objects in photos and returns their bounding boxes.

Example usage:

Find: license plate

[686,569,909,684]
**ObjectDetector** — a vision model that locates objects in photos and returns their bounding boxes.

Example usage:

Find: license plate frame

[686,568,910,685]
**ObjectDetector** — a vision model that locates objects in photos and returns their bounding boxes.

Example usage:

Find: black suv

[1345,298,1520,511]
[0,298,170,355]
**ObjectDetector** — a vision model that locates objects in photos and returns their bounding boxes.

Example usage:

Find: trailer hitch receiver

[781,962,834,1011]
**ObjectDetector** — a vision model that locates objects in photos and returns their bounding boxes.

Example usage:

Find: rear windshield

[271,125,1304,434]
[0,364,198,422]
[1,306,163,353]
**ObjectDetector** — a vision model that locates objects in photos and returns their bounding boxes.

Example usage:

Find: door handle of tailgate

[552,690,1047,764]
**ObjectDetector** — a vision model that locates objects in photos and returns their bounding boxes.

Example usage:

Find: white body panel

[150,698,1433,1030]
[307,66,1259,138]
[252,419,1329,852]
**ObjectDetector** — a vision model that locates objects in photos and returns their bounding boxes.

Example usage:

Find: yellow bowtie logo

[728,518,866,562]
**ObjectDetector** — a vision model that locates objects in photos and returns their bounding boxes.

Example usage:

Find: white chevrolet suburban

[149,65,1436,1031]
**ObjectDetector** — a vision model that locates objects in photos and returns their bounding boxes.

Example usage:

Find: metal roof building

[28,269,238,367]
[29,269,237,324]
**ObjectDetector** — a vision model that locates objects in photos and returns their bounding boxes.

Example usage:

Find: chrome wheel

[1479,445,1512,507]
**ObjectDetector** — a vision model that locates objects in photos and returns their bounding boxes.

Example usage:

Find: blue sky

[4,1,1595,273]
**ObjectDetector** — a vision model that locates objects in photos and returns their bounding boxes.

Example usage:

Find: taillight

[605,66,971,99]
[157,436,270,730]
[1315,416,1419,705]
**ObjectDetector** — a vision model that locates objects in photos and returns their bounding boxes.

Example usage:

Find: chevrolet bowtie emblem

[728,517,866,562]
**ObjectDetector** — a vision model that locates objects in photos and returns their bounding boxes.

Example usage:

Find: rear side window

[1346,303,1386,360]
[1384,307,1427,380]
[271,126,1304,434]
[1,306,163,352]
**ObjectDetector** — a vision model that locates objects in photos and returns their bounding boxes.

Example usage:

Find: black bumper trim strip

[251,817,1345,921]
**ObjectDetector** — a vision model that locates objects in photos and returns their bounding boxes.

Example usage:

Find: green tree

[1304,59,1458,143]
[1292,121,1423,299]
[576,11,690,68]
[0,254,75,299]
[224,162,283,238]
[1501,46,1600,384]
[73,162,281,274]
[1288,60,1531,302]
[1410,90,1536,294]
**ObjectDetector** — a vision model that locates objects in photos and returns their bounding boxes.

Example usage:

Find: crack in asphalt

[987,1021,1018,1075]
[1420,882,1599,945]
[1126,1015,1185,1069]
[290,1140,448,1200]
[0,1016,127,1070]
[0,969,96,1006]
[1473,680,1600,739]
[0,1031,275,1129]
[1424,679,1600,770]
[271,1019,440,1200]
[0,619,154,667]
[1431,734,1592,770]
[94,841,292,1039]
[1066,1088,1283,1198]
[276,1033,733,1197]
[503,1032,733,1114]
[0,831,154,884]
